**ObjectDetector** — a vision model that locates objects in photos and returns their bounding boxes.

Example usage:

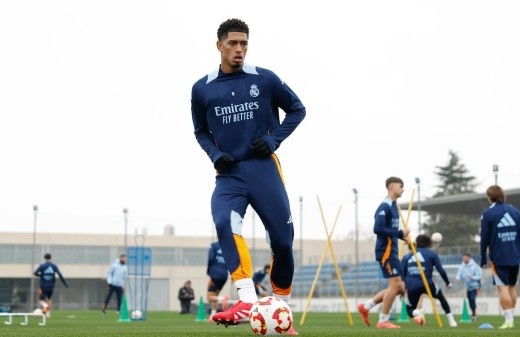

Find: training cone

[118,295,131,322]
[459,299,472,323]
[195,296,206,322]
[398,298,410,322]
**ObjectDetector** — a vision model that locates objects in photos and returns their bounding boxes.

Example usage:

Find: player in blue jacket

[480,185,520,329]
[253,264,271,297]
[206,241,229,319]
[454,253,481,321]
[33,253,68,318]
[102,254,128,315]
[191,18,305,334]
[357,177,409,329]
[401,234,457,327]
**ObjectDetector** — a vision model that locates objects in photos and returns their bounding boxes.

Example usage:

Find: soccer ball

[431,232,443,242]
[249,296,293,335]
[33,308,43,315]
[131,309,143,319]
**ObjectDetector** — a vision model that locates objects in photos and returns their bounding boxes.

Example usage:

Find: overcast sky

[1,1,519,242]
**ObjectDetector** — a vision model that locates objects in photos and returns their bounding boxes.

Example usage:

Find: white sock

[447,312,454,320]
[379,313,389,323]
[274,294,290,305]
[235,278,257,304]
[211,309,217,315]
[365,299,376,310]
[504,308,513,323]
[413,309,423,317]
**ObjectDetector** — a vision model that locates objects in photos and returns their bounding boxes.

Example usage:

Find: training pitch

[0,310,516,337]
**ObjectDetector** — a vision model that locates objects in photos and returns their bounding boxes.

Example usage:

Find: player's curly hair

[217,18,249,41]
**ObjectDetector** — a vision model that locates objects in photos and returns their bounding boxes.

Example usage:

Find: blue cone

[479,323,493,329]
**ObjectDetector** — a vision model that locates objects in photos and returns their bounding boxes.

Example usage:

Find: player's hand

[402,228,410,238]
[214,154,235,173]
[251,138,272,158]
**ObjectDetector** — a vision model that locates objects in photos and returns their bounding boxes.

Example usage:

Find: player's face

[217,32,248,73]
[389,183,404,199]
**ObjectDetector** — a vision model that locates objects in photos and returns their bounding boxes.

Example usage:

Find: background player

[454,253,482,321]
[102,254,127,315]
[357,177,409,329]
[33,253,68,318]
[206,241,229,320]
[480,185,520,329]
[401,234,457,327]
[253,264,271,297]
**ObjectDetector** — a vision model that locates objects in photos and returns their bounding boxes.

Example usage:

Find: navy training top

[191,64,306,164]
[480,201,520,266]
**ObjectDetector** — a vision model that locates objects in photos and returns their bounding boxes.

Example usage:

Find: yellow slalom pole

[398,194,443,328]
[316,197,353,326]
[299,235,331,325]
[398,191,415,260]
[299,198,341,325]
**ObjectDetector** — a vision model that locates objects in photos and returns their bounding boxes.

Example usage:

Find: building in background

[0,231,375,312]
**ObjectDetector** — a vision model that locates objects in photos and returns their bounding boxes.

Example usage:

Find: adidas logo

[287,215,293,224]
[497,212,517,228]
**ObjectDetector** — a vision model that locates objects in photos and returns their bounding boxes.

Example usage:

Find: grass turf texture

[0,311,516,337]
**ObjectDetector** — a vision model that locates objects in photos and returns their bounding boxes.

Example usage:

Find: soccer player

[253,264,271,297]
[480,185,520,329]
[102,254,127,315]
[206,241,229,320]
[357,177,409,329]
[454,253,482,321]
[191,18,306,335]
[401,234,457,327]
[33,253,68,318]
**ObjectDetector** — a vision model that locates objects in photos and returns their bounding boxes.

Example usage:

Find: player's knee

[387,282,402,295]
[271,241,293,257]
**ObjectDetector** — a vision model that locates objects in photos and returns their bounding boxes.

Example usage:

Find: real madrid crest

[250,84,259,97]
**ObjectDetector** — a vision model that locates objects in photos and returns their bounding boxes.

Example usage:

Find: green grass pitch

[0,310,516,337]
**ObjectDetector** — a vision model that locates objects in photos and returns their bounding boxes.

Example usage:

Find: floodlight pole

[353,189,359,297]
[415,177,421,233]
[123,208,128,254]
[299,196,303,301]
[29,205,38,311]
[252,210,256,271]
[493,164,499,185]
